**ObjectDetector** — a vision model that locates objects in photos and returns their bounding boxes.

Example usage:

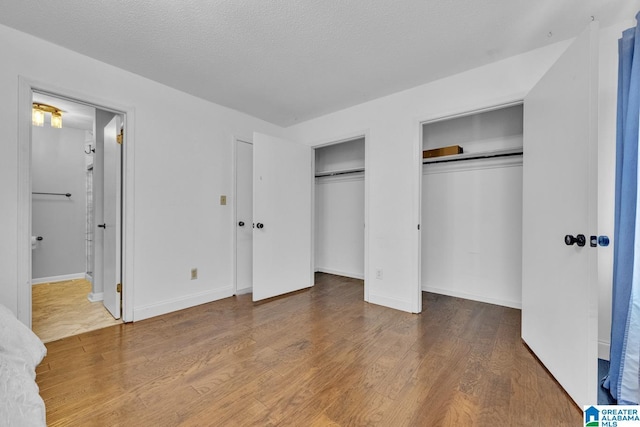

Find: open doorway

[29,92,124,342]
[313,136,368,297]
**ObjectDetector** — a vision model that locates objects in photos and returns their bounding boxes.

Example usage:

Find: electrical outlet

[191,268,198,280]
[220,195,227,205]
[375,269,383,280]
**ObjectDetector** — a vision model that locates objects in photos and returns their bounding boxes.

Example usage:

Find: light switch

[220,195,227,205]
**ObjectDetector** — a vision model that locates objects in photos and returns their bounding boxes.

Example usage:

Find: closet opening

[313,136,367,298]
[420,103,523,309]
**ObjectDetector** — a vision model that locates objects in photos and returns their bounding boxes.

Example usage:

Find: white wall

[286,39,570,312]
[0,23,283,320]
[422,104,523,153]
[31,125,87,281]
[315,138,365,173]
[422,159,523,308]
[315,175,365,279]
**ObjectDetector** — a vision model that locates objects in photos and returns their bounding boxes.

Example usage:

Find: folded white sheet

[0,304,47,427]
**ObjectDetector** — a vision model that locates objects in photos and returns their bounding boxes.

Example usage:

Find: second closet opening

[421,103,524,309]
[314,137,366,288]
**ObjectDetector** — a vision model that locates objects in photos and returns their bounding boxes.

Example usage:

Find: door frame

[311,131,370,301]
[413,96,526,313]
[17,76,136,326]
[232,135,253,295]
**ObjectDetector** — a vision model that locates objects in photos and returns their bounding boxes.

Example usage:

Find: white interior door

[102,116,122,319]
[253,132,313,301]
[236,140,253,293]
[522,23,598,407]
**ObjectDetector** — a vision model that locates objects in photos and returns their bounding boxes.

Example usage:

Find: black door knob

[98,223,106,229]
[238,221,245,227]
[256,223,264,229]
[564,234,586,247]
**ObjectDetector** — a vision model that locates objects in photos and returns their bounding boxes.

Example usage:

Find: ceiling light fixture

[32,103,63,128]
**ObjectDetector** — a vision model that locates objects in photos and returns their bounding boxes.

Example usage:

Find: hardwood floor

[36,273,581,426]
[32,279,122,343]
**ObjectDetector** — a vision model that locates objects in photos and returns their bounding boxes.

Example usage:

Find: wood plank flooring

[32,279,122,343]
[36,273,581,426]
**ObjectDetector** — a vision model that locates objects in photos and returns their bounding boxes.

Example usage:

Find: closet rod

[32,192,72,197]
[423,151,523,165]
[315,168,364,178]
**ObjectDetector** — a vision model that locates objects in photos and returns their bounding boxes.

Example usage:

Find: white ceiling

[2,1,639,127]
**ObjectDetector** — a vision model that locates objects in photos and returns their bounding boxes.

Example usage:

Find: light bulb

[32,108,44,127]
[51,112,63,129]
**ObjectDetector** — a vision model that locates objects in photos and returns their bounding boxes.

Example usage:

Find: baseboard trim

[32,272,86,285]
[422,285,521,309]
[316,268,364,280]
[87,292,103,302]
[133,286,234,321]
[367,292,414,313]
[599,341,610,361]
[235,287,252,295]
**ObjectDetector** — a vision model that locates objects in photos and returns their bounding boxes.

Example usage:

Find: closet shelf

[315,167,364,178]
[422,147,523,165]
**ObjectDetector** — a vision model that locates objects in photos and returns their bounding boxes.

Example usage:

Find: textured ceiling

[1,1,638,127]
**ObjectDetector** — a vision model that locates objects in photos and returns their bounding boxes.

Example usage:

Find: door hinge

[116,129,123,145]
[116,283,122,293]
